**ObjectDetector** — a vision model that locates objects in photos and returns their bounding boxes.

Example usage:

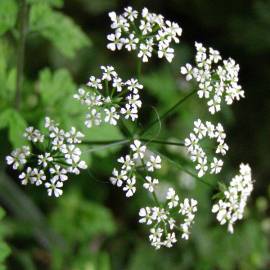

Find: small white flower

[139,207,153,225]
[38,152,53,167]
[110,169,127,187]
[210,158,223,174]
[143,176,159,192]
[180,63,193,81]
[104,107,120,126]
[45,178,63,197]
[146,155,161,171]
[123,176,136,197]
[166,187,179,208]
[117,155,135,171]
[130,140,146,159]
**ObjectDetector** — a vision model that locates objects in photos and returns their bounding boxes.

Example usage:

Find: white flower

[210,158,223,174]
[87,76,102,89]
[110,169,127,187]
[85,109,102,128]
[166,187,179,208]
[50,165,68,181]
[31,168,46,186]
[195,157,208,177]
[104,107,120,125]
[6,146,30,170]
[180,63,193,81]
[185,120,227,176]
[146,155,161,171]
[143,176,159,192]
[158,42,174,62]
[45,178,63,197]
[120,104,138,121]
[130,140,146,159]
[18,167,33,185]
[138,43,152,62]
[139,207,153,225]
[107,32,125,51]
[164,232,177,248]
[126,78,143,93]
[123,176,136,197]
[212,163,254,233]
[117,155,135,171]
[124,33,139,51]
[182,42,245,114]
[112,77,123,92]
[38,152,53,167]
[123,6,138,21]
[101,65,117,81]
[24,127,44,143]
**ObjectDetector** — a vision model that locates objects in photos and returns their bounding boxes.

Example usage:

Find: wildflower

[130,140,146,159]
[146,155,161,171]
[143,176,159,192]
[212,163,254,233]
[180,42,245,114]
[123,176,136,197]
[166,187,179,208]
[185,119,228,177]
[107,7,182,63]
[45,178,63,197]
[6,117,87,197]
[74,66,143,128]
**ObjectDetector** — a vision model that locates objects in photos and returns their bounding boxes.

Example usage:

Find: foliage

[0,0,269,269]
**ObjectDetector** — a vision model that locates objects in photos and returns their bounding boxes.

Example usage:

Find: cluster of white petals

[180,42,245,114]
[185,119,228,177]
[139,187,197,249]
[107,7,182,62]
[212,163,254,233]
[74,66,143,128]
[6,117,87,197]
[110,139,161,197]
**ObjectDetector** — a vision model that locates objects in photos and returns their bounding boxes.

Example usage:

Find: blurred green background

[0,0,270,269]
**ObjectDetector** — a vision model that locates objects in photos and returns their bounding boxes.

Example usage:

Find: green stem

[15,0,28,110]
[140,138,185,147]
[80,139,129,145]
[140,90,196,136]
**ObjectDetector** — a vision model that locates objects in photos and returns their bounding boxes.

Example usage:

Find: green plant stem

[80,139,130,145]
[15,0,28,110]
[140,138,185,147]
[140,90,197,136]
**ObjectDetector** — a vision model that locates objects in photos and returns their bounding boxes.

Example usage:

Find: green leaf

[26,0,63,8]
[8,110,28,147]
[30,3,90,58]
[0,109,11,129]
[50,191,116,244]
[39,68,75,105]
[0,0,18,36]
[0,108,28,147]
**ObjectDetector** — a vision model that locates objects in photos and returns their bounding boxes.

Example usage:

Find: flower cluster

[139,189,197,249]
[185,119,228,177]
[110,139,161,197]
[212,163,254,233]
[110,139,198,248]
[107,7,182,62]
[74,66,143,128]
[6,117,87,197]
[180,42,245,114]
